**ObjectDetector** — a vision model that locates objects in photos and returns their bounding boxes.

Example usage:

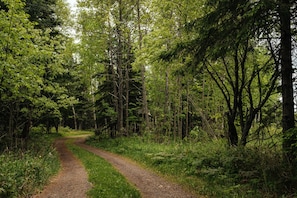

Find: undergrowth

[58,127,93,137]
[86,135,296,198]
[67,141,141,198]
[0,132,60,198]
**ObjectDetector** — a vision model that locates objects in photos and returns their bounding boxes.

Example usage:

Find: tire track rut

[75,138,197,198]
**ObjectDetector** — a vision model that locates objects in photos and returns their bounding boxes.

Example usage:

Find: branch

[204,60,232,113]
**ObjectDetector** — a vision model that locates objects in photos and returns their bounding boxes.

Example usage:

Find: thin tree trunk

[92,92,98,131]
[21,106,32,139]
[177,77,182,139]
[184,82,189,138]
[90,82,98,131]
[117,0,124,134]
[164,69,170,135]
[72,105,77,130]
[125,60,130,135]
[111,63,119,135]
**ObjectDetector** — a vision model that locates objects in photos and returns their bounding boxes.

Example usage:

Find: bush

[0,133,60,197]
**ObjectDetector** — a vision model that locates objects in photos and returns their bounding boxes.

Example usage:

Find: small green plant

[67,141,141,198]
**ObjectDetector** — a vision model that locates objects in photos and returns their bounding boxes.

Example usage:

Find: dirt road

[33,138,92,198]
[34,137,197,198]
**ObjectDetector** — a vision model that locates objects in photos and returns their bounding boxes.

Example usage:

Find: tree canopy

[0,0,295,179]
[0,0,297,194]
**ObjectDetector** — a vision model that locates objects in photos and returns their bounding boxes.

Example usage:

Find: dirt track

[33,138,92,198]
[33,137,198,198]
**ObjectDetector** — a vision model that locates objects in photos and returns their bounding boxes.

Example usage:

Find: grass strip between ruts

[66,140,141,198]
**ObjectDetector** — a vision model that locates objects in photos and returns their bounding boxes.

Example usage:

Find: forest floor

[33,137,198,198]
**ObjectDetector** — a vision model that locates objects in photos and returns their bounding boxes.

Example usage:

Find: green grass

[58,127,94,137]
[86,135,296,198]
[0,132,60,198]
[67,140,141,198]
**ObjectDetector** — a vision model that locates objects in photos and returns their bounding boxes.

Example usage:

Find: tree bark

[91,82,98,131]
[137,0,149,129]
[117,0,124,134]
[21,120,31,139]
[227,113,238,146]
[184,82,189,138]
[72,105,77,130]
[279,0,295,161]
[107,14,119,137]
[164,69,170,135]
[125,55,130,135]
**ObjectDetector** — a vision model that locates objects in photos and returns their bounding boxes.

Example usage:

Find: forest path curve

[33,138,92,198]
[75,138,198,198]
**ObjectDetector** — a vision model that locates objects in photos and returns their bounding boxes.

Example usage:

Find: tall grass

[86,135,296,197]
[0,132,60,198]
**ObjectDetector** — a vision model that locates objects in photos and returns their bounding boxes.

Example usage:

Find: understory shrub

[86,135,296,197]
[0,133,60,198]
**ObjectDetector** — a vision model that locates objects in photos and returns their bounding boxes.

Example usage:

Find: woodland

[0,0,297,197]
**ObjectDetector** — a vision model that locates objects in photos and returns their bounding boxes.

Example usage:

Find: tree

[77,0,143,137]
[0,0,76,143]
[163,0,297,160]
[0,0,46,140]
[138,0,214,139]
[136,0,149,130]
[24,0,74,134]
[204,44,278,146]
[24,0,61,36]
[279,0,296,162]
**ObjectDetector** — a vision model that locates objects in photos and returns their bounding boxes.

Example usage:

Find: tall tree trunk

[107,14,119,137]
[184,82,189,138]
[137,0,149,130]
[111,63,119,134]
[279,0,295,161]
[177,77,182,139]
[117,0,124,134]
[125,61,130,135]
[164,69,170,135]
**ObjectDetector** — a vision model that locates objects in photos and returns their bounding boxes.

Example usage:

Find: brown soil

[33,137,199,198]
[32,138,92,198]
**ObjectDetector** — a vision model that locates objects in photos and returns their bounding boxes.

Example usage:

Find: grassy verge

[0,132,60,198]
[58,127,94,137]
[86,135,295,198]
[67,140,141,198]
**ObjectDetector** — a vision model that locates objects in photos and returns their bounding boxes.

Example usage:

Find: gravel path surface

[75,138,197,198]
[33,138,92,198]
[33,137,199,198]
